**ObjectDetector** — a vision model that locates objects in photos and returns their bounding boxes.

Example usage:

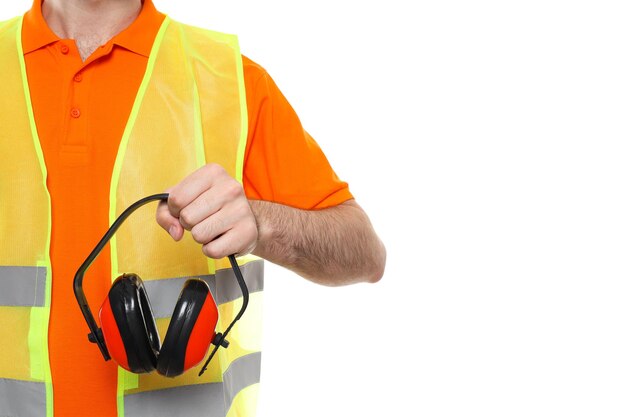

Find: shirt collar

[22,0,165,57]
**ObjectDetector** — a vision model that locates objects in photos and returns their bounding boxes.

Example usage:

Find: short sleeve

[241,55,353,210]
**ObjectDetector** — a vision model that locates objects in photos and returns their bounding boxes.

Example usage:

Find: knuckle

[225,181,243,200]
[238,202,253,219]
[179,208,193,228]
[190,224,207,244]
[201,244,212,258]
[167,192,183,210]
[202,243,224,259]
[205,163,225,177]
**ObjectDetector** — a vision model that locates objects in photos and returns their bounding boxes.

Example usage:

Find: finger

[201,234,231,259]
[178,181,238,230]
[190,210,231,246]
[156,200,184,241]
[201,223,258,259]
[168,164,228,218]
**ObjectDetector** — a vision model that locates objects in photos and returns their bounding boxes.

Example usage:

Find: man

[0,0,386,416]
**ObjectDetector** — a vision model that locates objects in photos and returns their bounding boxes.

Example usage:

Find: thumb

[156,199,184,241]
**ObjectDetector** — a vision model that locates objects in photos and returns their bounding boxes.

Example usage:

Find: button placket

[67,58,87,147]
[72,67,85,121]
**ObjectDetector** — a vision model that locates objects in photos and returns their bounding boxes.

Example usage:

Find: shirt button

[73,73,83,82]
[60,44,69,54]
[70,108,81,118]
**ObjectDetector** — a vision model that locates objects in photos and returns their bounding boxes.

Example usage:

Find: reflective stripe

[144,260,264,319]
[125,382,224,417]
[0,378,46,417]
[143,275,213,319]
[0,266,46,307]
[124,352,261,417]
[215,260,263,306]
[223,352,262,412]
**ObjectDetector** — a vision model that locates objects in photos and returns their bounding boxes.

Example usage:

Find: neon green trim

[111,16,171,417]
[116,368,125,417]
[191,80,214,272]
[28,305,53,395]
[40,261,53,417]
[109,16,172,279]
[15,19,52,280]
[28,308,44,381]
[232,36,248,184]
[233,254,261,267]
[122,368,139,391]
[28,263,48,382]
[16,16,54,417]
[192,81,205,167]
[176,21,207,168]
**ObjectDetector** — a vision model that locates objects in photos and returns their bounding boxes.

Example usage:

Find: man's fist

[156,163,258,259]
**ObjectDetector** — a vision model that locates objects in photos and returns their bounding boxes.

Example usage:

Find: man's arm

[156,164,385,286]
[250,199,385,286]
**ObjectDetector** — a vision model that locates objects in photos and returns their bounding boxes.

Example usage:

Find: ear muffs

[157,279,218,377]
[99,274,160,374]
[75,194,249,378]
[99,275,218,377]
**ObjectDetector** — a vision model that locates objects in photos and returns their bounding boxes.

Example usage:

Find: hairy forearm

[249,199,386,286]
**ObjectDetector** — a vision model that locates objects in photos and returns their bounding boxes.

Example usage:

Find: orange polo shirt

[21,1,352,415]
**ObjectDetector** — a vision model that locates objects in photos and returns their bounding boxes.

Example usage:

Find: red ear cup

[99,273,161,373]
[100,275,218,377]
[99,292,129,370]
[183,281,220,372]
[156,279,218,378]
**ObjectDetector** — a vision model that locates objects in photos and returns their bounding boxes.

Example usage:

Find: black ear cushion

[157,279,209,377]
[109,273,160,373]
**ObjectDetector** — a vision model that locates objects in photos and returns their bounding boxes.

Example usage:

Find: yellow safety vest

[0,15,263,417]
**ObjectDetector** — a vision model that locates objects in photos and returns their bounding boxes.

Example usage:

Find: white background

[2,1,626,416]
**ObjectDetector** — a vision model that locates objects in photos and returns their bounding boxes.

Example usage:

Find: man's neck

[42,0,142,61]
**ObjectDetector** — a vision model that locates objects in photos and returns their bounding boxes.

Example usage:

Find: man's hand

[156,163,258,259]
[156,164,385,285]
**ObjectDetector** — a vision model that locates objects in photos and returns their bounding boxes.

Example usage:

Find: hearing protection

[73,193,249,378]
